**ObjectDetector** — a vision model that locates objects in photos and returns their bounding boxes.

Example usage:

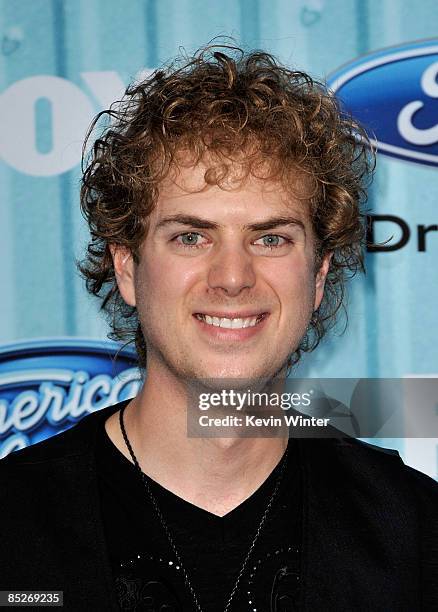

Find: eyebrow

[155,214,306,234]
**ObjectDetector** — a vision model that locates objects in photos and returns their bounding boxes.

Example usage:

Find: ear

[314,251,333,311]
[109,244,136,307]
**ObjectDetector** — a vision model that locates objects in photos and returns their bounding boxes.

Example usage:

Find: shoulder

[299,434,438,507]
[345,438,437,489]
[0,401,125,473]
[0,401,127,520]
[361,438,437,503]
[350,438,437,493]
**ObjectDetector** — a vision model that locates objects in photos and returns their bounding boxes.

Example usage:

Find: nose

[207,243,256,297]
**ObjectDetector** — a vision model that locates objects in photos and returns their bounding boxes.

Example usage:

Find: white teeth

[197,314,263,329]
[220,318,232,329]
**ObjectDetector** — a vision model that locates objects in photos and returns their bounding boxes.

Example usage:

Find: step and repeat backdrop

[0,0,437,478]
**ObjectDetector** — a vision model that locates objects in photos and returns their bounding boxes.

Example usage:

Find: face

[113,160,331,381]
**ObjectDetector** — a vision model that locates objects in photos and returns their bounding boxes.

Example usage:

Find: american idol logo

[328,39,438,167]
[0,339,142,458]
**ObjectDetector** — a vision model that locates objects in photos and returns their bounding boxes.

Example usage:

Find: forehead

[154,157,311,221]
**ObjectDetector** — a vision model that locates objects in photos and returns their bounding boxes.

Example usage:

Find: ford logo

[328,39,438,167]
[0,338,142,458]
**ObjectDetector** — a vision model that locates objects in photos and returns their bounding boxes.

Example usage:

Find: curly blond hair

[80,45,374,370]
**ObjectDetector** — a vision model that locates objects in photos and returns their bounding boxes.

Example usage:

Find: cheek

[284,280,315,324]
[135,254,199,316]
[265,259,316,315]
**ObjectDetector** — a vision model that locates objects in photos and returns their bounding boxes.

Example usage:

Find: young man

[1,47,437,611]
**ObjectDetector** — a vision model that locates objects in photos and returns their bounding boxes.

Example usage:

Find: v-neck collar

[98,419,295,533]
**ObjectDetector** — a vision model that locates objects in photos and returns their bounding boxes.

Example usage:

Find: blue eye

[263,235,280,247]
[180,233,200,245]
[173,232,207,249]
[255,235,290,248]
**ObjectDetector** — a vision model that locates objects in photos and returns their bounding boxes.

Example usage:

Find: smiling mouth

[194,313,268,329]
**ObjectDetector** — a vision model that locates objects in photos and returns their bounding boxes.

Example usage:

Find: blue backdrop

[0,0,437,478]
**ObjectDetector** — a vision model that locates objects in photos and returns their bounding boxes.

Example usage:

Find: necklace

[119,404,289,612]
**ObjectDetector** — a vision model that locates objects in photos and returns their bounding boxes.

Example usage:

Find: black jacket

[0,401,437,611]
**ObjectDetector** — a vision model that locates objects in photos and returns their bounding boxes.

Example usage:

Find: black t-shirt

[95,422,302,611]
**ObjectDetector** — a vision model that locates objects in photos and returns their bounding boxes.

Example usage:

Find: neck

[105,360,288,517]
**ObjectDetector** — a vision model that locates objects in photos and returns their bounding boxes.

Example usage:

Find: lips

[194,310,268,319]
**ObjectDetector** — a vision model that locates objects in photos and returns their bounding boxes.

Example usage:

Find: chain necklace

[119,404,289,612]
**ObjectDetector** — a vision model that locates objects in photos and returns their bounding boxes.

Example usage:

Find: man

[1,46,437,611]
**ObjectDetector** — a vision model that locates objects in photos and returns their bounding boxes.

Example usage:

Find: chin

[194,360,282,384]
